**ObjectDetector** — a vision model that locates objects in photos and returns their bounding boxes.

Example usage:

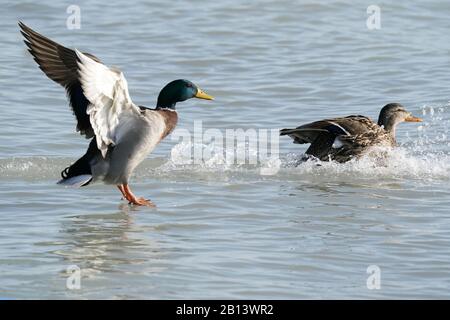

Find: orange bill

[405,115,423,122]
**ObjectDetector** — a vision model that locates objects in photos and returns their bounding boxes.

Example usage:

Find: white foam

[157,102,450,181]
[1,103,449,183]
[159,140,450,181]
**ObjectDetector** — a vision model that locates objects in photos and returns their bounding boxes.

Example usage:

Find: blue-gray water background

[1,0,450,298]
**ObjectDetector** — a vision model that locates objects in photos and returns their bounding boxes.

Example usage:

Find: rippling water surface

[1,0,450,299]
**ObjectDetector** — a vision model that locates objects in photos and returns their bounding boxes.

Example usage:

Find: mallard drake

[19,22,214,206]
[280,103,422,163]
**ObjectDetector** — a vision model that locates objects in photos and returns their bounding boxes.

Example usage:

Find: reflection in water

[54,208,166,281]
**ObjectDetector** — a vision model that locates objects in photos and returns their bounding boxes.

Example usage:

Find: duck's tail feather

[280,128,329,144]
[57,174,92,188]
[57,138,97,188]
[58,157,92,187]
[279,128,296,136]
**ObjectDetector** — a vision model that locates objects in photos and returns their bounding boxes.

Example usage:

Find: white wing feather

[75,50,140,158]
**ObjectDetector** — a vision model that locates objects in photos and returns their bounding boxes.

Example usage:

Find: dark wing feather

[19,21,101,138]
[280,127,329,144]
[280,119,349,144]
[280,115,378,143]
[281,115,391,162]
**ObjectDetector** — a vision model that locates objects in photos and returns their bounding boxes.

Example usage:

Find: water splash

[159,102,450,181]
[0,156,61,180]
[1,103,449,183]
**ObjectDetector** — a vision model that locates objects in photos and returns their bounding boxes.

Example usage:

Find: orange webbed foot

[131,197,155,207]
[118,184,156,207]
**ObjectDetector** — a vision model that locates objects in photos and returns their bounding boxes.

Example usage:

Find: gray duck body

[89,108,178,185]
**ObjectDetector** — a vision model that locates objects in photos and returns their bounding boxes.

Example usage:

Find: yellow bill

[195,88,214,100]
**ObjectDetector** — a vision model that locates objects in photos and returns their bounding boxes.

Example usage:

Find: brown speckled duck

[280,103,422,163]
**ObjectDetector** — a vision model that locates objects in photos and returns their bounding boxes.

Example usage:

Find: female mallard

[19,22,213,206]
[280,103,422,163]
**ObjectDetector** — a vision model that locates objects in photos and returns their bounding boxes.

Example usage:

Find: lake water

[1,0,450,299]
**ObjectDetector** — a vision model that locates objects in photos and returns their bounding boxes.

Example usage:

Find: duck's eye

[186,83,193,88]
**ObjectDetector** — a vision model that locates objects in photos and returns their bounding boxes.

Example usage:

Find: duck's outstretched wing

[19,22,140,158]
[19,21,99,138]
[75,50,140,157]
